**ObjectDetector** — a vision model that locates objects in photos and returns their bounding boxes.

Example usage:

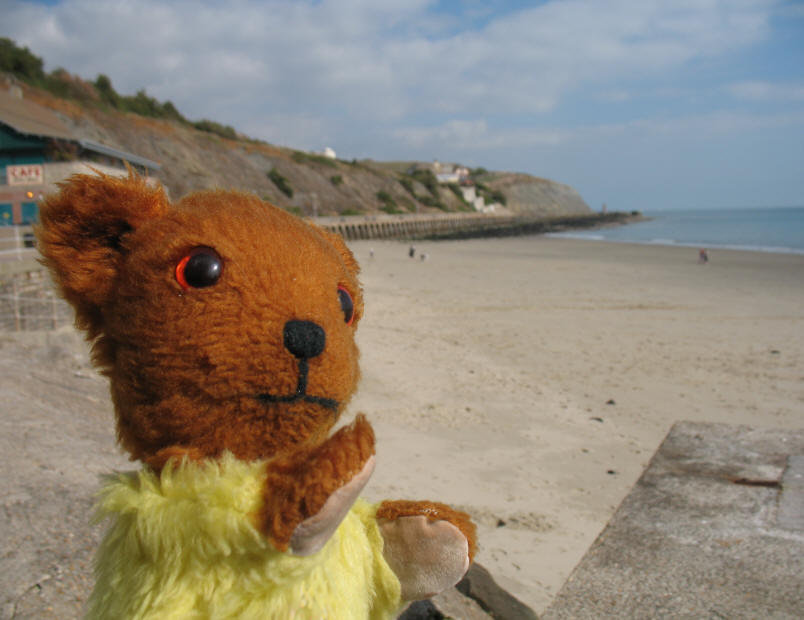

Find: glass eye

[338,286,355,325]
[176,247,223,289]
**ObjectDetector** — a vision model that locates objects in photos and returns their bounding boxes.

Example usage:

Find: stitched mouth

[254,359,339,411]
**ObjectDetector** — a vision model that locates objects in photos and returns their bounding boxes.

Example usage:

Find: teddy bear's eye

[338,286,354,325]
[176,247,223,289]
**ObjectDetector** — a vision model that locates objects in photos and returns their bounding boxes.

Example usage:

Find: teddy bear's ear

[36,172,169,336]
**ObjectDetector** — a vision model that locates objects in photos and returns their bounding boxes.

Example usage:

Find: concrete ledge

[544,421,804,619]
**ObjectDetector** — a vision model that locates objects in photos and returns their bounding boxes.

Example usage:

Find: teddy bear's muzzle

[254,320,338,411]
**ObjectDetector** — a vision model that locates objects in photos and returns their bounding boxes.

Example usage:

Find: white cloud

[596,90,632,103]
[393,119,491,149]
[728,81,804,102]
[3,0,776,127]
[394,119,572,151]
[390,106,804,162]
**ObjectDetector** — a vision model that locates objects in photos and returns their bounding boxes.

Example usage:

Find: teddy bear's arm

[376,500,477,601]
[258,414,375,554]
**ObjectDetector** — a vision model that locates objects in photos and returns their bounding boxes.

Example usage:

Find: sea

[548,206,804,255]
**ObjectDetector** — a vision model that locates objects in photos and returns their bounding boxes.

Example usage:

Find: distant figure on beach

[420,253,428,262]
[369,247,374,259]
[409,246,415,258]
[698,249,709,264]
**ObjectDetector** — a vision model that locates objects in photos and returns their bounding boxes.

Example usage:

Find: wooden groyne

[315,211,639,241]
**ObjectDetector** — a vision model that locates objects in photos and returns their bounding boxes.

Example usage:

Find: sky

[3,0,803,212]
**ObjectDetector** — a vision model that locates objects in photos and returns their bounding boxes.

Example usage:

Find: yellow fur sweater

[86,454,402,619]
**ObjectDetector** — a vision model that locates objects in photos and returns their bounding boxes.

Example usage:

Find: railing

[0,266,72,331]
[0,225,37,261]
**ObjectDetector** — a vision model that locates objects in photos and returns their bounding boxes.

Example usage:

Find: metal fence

[0,268,73,331]
[0,225,37,260]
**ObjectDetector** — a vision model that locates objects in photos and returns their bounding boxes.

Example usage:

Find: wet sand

[346,237,804,613]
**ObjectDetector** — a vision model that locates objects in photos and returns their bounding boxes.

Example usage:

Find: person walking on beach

[698,249,709,264]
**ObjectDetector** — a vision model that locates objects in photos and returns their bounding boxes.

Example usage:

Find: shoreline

[546,232,804,256]
[550,204,804,257]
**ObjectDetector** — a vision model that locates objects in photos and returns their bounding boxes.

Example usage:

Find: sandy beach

[2,235,803,618]
[345,237,804,614]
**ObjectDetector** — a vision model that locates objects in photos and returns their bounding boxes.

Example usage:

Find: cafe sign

[7,164,44,186]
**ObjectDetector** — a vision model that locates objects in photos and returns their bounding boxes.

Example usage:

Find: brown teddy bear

[36,172,476,619]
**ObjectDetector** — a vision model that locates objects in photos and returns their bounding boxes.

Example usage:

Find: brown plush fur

[36,171,474,557]
[260,414,375,550]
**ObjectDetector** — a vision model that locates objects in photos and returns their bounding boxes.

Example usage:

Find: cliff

[479,172,591,216]
[14,83,591,218]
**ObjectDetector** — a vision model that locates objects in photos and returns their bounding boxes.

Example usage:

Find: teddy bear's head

[37,173,364,464]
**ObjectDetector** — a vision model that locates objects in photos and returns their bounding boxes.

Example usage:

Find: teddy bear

[35,172,476,619]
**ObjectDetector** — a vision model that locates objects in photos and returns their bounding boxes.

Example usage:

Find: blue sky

[3,0,803,211]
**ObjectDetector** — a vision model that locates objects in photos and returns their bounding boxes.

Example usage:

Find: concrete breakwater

[316,211,639,241]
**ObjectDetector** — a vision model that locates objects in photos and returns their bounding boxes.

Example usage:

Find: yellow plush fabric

[87,454,402,619]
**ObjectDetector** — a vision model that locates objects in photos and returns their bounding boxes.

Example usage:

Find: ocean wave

[545,232,606,241]
[544,232,804,254]
[666,241,804,255]
[548,234,804,255]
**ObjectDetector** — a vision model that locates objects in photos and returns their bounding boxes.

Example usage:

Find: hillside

[40,90,591,217]
[477,172,591,216]
[2,38,591,217]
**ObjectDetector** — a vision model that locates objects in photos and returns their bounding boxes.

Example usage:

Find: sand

[3,235,802,618]
[344,237,804,614]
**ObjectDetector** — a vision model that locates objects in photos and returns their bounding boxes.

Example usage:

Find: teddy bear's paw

[289,455,375,556]
[259,414,376,551]
[376,500,477,560]
[378,514,471,601]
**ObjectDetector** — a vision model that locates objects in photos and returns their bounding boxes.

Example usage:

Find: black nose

[283,320,326,359]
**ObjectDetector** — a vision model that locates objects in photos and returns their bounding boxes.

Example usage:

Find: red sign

[7,164,44,186]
